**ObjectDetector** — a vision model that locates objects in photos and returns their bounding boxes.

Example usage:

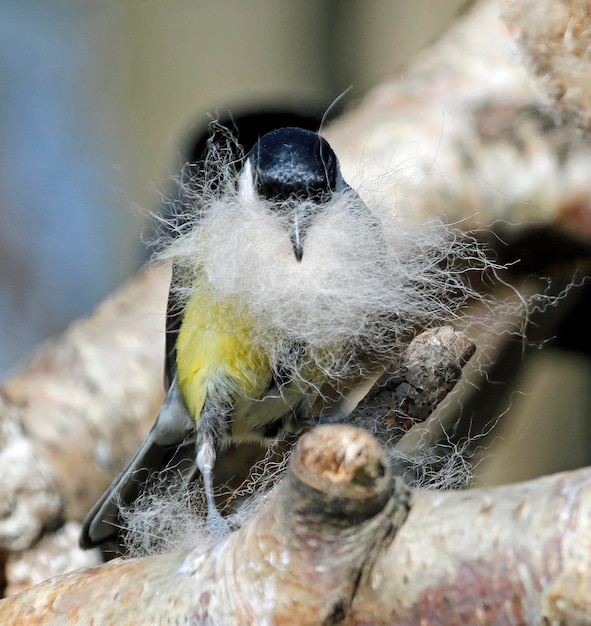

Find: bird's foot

[206,507,232,537]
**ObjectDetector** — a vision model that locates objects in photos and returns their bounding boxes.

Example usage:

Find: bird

[79,127,374,548]
[80,124,488,550]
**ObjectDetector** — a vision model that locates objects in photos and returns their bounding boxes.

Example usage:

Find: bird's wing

[79,374,196,548]
[164,262,185,388]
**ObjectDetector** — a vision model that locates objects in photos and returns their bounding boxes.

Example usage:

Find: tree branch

[1,425,590,624]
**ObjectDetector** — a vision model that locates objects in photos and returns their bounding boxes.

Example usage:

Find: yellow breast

[176,287,271,426]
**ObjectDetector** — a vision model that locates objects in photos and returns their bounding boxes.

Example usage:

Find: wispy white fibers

[133,126,526,557]
[120,442,289,558]
[157,130,499,386]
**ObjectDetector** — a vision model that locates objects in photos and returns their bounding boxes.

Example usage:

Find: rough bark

[1,425,590,625]
[0,265,170,594]
[2,264,170,523]
[327,0,591,241]
[344,326,475,444]
[502,0,591,130]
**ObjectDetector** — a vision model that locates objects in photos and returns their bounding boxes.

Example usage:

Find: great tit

[80,127,365,547]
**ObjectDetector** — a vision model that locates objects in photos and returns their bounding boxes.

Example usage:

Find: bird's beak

[288,201,325,262]
[289,209,306,262]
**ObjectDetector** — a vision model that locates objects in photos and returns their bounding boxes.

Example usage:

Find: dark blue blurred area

[0,2,142,378]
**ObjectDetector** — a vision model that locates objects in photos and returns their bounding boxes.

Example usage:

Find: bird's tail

[80,376,197,549]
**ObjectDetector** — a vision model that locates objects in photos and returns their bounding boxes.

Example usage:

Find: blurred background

[3,0,590,490]
[0,0,469,380]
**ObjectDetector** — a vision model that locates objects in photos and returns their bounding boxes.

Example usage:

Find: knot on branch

[289,424,393,524]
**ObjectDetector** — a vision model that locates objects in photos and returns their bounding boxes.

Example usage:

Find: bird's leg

[197,397,232,536]
[196,439,230,536]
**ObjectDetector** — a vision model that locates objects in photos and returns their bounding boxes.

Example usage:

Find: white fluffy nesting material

[157,131,498,385]
[130,127,538,558]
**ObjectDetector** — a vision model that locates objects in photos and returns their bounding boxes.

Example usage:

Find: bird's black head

[248,127,340,204]
[246,127,347,262]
